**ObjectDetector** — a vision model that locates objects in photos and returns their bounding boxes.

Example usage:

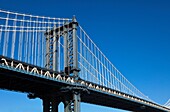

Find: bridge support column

[64,100,71,112]
[64,95,81,112]
[51,99,59,112]
[42,97,60,112]
[43,98,50,112]
[62,89,81,112]
[73,92,81,112]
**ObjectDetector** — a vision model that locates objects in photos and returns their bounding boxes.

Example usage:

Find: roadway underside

[0,67,167,112]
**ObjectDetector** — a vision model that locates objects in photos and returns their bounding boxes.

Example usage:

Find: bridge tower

[44,16,81,112]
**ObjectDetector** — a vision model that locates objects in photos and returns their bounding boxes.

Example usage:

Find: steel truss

[44,16,81,112]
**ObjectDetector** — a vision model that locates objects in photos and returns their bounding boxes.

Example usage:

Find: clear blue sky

[0,0,170,112]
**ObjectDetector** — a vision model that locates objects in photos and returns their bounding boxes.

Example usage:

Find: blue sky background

[0,0,170,112]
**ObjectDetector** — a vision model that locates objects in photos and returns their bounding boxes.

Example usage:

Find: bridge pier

[73,92,81,112]
[41,90,81,112]
[63,92,81,112]
[42,97,60,112]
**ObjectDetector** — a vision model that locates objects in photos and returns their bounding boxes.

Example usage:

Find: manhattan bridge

[0,9,169,112]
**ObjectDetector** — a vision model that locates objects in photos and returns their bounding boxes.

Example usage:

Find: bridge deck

[0,57,169,112]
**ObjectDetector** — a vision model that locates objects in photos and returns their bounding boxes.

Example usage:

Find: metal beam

[64,21,69,75]
[42,97,60,112]
[45,34,50,69]
[73,92,81,112]
[52,25,58,72]
[72,16,79,78]
[43,98,51,112]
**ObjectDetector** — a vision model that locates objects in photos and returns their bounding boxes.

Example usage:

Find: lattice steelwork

[0,9,154,102]
[0,9,71,71]
[68,31,74,69]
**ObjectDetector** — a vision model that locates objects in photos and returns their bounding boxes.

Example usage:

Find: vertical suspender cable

[18,17,21,60]
[97,49,101,85]
[80,28,82,78]
[34,17,38,65]
[28,16,32,64]
[58,18,61,71]
[23,17,26,62]
[110,64,114,89]
[108,62,112,88]
[91,41,95,83]
[103,57,107,87]
[18,15,25,61]
[31,16,35,64]
[37,18,40,66]
[106,60,109,87]
[0,26,2,54]
[37,17,42,66]
[22,15,27,62]
[6,27,9,57]
[21,15,25,61]
[11,14,17,59]
[25,21,29,62]
[115,70,118,90]
[3,12,9,56]
[84,33,87,80]
[106,59,110,87]
[87,35,90,81]
[42,17,45,67]
[101,53,104,86]
[34,17,37,65]
[95,46,98,84]
[37,17,40,66]
[104,58,107,87]
[24,16,27,62]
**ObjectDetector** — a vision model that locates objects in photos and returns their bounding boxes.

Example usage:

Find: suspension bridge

[0,9,169,112]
